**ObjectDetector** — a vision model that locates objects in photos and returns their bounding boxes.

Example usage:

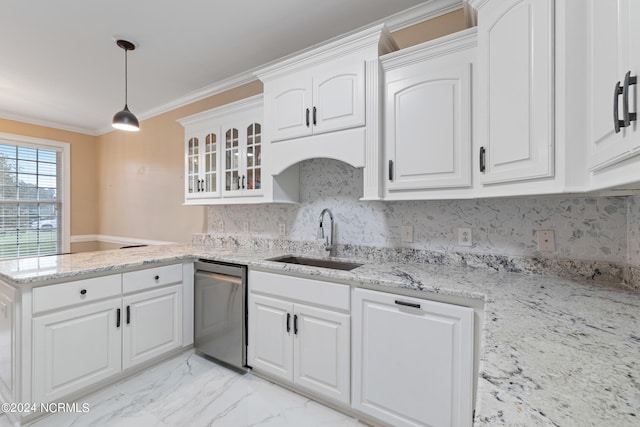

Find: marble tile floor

[0,350,366,427]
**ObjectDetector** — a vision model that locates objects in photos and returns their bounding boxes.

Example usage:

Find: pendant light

[112,39,139,132]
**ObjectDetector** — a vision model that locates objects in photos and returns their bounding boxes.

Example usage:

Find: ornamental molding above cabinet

[255,24,398,201]
[178,95,299,205]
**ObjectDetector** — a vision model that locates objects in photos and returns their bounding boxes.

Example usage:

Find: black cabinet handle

[313,107,317,126]
[388,160,393,181]
[614,81,625,133]
[395,300,421,309]
[242,175,246,189]
[479,146,486,172]
[154,275,159,281]
[623,71,637,127]
[293,314,298,335]
[126,305,130,325]
[305,108,310,127]
[286,313,291,333]
[80,289,87,295]
[116,308,121,328]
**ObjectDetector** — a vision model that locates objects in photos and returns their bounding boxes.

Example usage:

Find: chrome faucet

[317,208,336,256]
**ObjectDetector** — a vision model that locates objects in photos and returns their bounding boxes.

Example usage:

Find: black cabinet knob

[80,289,87,295]
[154,275,160,281]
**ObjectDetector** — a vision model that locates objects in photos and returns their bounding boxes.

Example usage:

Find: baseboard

[70,234,174,246]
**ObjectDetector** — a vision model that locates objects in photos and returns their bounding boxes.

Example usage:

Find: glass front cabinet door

[222,120,263,198]
[185,129,220,200]
[179,95,269,204]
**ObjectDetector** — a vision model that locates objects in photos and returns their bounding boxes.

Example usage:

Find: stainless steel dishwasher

[194,260,247,370]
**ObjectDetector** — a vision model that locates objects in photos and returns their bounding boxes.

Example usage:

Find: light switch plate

[458,228,472,246]
[401,226,413,243]
[536,229,555,252]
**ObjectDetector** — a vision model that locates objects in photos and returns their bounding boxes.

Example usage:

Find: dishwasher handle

[195,270,242,285]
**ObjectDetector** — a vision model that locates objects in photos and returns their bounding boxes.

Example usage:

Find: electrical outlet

[217,220,224,233]
[278,223,286,236]
[536,229,555,252]
[401,226,413,243]
[458,228,472,246]
[243,221,250,233]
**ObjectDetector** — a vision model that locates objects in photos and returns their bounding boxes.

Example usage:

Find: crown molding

[0,111,98,136]
[177,94,262,126]
[384,0,464,31]
[381,27,477,70]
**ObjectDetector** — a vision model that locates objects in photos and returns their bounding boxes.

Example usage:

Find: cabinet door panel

[313,60,365,135]
[294,304,350,404]
[248,294,293,381]
[352,289,474,427]
[478,0,554,184]
[267,74,312,142]
[122,285,183,370]
[32,299,122,404]
[387,60,471,191]
[587,0,627,169]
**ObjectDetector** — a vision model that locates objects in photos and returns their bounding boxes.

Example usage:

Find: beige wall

[0,12,465,248]
[96,81,263,243]
[392,9,466,49]
[0,118,99,237]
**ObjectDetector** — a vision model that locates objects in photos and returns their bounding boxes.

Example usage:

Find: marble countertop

[0,243,638,426]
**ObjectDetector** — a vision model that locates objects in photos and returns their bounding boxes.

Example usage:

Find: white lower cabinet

[122,285,183,370]
[248,271,350,405]
[30,263,188,406]
[32,298,122,404]
[352,288,474,427]
[247,294,293,381]
[293,304,350,403]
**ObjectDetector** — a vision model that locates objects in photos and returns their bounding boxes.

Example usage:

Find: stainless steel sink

[268,255,363,271]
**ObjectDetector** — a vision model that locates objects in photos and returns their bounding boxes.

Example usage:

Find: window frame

[0,132,71,257]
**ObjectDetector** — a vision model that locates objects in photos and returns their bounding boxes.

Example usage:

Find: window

[0,133,70,259]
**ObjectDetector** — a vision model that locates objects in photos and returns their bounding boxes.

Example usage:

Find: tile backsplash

[207,159,634,265]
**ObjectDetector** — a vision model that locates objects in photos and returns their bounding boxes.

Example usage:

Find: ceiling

[0,0,447,135]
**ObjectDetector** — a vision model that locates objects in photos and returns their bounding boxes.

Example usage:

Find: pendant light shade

[112,39,139,132]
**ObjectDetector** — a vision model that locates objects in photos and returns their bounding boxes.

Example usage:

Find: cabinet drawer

[123,264,183,294]
[249,270,349,311]
[32,275,122,314]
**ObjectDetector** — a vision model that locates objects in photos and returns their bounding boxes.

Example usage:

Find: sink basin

[268,255,363,271]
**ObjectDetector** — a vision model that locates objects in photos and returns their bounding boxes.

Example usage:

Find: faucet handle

[317,222,324,239]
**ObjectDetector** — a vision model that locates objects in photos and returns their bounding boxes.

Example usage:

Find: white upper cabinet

[311,59,365,135]
[382,29,476,200]
[267,72,312,141]
[263,56,366,143]
[185,127,219,200]
[221,118,263,198]
[179,95,298,205]
[587,0,640,172]
[257,24,397,200]
[266,58,365,141]
[474,0,554,185]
